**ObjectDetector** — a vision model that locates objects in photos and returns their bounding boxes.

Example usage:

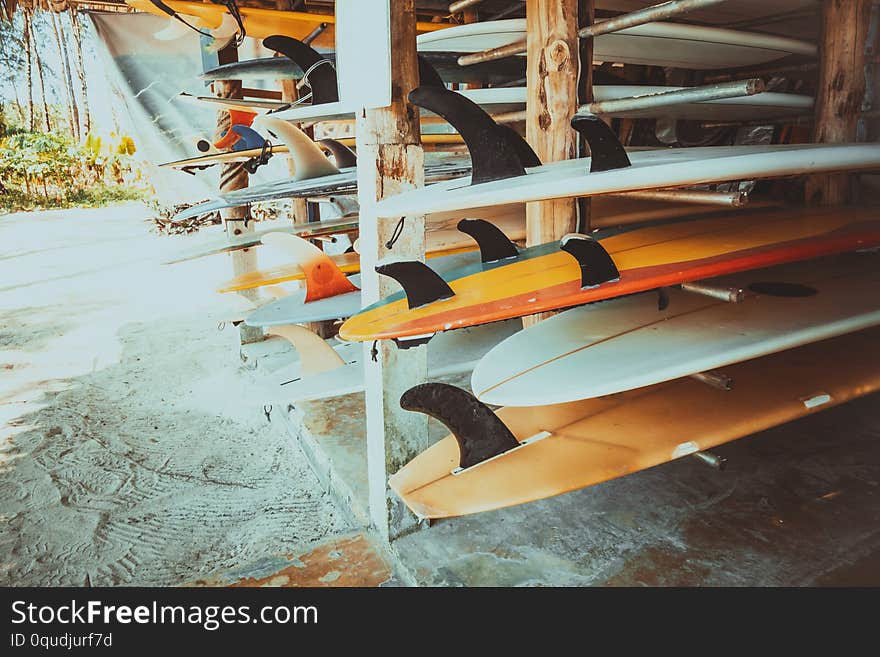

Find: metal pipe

[457,39,527,67]
[578,78,765,116]
[302,22,329,46]
[615,189,749,207]
[449,0,485,13]
[579,0,731,38]
[681,281,745,303]
[692,451,728,470]
[690,370,735,391]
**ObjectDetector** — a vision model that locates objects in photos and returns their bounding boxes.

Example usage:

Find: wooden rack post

[354,0,428,541]
[215,44,263,346]
[805,0,872,206]
[524,0,581,327]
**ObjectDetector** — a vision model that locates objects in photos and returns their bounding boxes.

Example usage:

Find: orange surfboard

[338,206,880,342]
[391,327,880,519]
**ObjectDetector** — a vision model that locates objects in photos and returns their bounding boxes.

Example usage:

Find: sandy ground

[0,202,349,586]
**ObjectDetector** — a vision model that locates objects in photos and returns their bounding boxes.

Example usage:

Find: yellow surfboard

[128,0,448,49]
[391,327,880,519]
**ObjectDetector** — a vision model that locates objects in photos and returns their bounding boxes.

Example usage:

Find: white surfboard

[272,320,522,403]
[244,251,480,328]
[416,18,816,69]
[376,143,880,218]
[471,252,880,407]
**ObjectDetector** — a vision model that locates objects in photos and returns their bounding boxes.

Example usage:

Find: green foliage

[0,128,149,215]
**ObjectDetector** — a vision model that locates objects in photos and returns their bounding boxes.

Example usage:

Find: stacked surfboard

[138,1,880,523]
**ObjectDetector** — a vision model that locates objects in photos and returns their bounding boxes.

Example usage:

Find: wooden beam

[215,45,263,346]
[524,0,580,327]
[577,0,594,232]
[354,0,428,541]
[805,0,872,206]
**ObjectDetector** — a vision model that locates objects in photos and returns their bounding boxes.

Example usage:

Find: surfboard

[240,236,481,324]
[269,321,522,404]
[472,252,880,406]
[336,206,880,343]
[391,327,880,519]
[225,237,485,296]
[377,140,880,219]
[126,0,447,49]
[199,51,527,86]
[416,18,816,69]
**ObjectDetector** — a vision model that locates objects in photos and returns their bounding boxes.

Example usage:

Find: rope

[385,217,405,249]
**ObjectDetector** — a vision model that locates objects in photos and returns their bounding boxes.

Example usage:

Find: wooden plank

[577,0,595,232]
[524,0,580,327]
[353,0,428,541]
[805,0,872,206]
[215,45,263,346]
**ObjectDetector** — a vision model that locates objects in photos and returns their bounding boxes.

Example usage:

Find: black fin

[376,260,455,309]
[456,218,518,263]
[231,125,267,152]
[417,55,446,88]
[497,124,542,168]
[560,234,620,288]
[263,35,338,105]
[400,383,519,470]
[408,85,527,184]
[570,114,631,173]
[317,139,357,168]
[657,287,670,311]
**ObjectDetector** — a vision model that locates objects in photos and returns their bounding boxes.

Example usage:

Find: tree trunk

[23,8,35,131]
[32,14,53,133]
[68,7,90,136]
[49,9,78,138]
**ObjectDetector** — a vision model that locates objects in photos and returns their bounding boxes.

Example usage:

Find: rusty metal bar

[690,370,735,391]
[579,0,731,38]
[681,281,746,303]
[449,0,485,13]
[302,22,329,45]
[457,39,527,66]
[579,78,765,116]
[617,188,749,207]
[692,451,728,469]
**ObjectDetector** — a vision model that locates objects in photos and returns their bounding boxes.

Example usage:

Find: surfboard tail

[456,218,518,263]
[261,233,359,302]
[263,35,338,106]
[375,260,455,309]
[570,114,631,173]
[407,85,538,184]
[317,139,357,168]
[400,383,519,470]
[560,234,620,288]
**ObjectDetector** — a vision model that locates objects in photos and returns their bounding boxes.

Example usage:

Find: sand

[0,202,348,586]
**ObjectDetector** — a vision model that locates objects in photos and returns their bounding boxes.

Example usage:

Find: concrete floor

[286,375,880,586]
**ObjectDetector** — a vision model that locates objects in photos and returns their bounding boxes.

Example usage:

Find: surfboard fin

[571,114,632,173]
[263,35,339,106]
[417,56,446,89]
[657,287,670,311]
[231,125,268,152]
[400,383,520,470]
[456,219,519,263]
[317,139,357,168]
[261,233,359,302]
[408,86,536,184]
[375,261,455,310]
[560,234,620,288]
